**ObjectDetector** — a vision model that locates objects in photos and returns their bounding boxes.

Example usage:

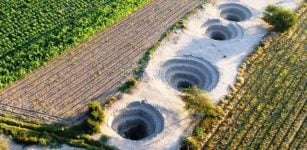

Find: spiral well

[111,101,164,141]
[161,56,219,91]
[219,3,252,22]
[203,19,244,41]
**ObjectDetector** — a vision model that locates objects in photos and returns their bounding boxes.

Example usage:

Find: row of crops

[183,4,306,149]
[0,0,150,88]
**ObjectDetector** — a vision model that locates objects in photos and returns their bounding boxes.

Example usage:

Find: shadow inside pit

[118,119,148,140]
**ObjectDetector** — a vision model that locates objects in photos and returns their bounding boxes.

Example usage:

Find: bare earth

[0,0,202,123]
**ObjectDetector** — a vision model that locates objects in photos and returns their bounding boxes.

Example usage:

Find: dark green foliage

[180,86,222,117]
[180,87,224,149]
[119,78,137,93]
[0,0,150,89]
[263,5,297,32]
[84,101,105,134]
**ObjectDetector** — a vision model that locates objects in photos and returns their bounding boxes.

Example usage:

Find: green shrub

[181,136,201,150]
[180,86,222,117]
[84,101,105,134]
[126,78,137,87]
[0,137,9,150]
[119,78,137,93]
[263,5,297,32]
[193,127,204,138]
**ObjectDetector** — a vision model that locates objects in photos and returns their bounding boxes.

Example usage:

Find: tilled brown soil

[0,0,201,123]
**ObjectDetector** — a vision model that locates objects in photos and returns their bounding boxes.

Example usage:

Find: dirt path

[0,0,201,123]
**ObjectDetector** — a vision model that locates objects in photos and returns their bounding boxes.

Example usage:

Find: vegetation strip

[0,101,116,149]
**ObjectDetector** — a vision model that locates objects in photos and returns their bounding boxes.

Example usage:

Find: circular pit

[219,3,252,22]
[111,101,164,141]
[161,56,219,91]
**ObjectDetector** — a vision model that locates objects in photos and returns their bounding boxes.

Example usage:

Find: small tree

[84,101,105,134]
[263,5,297,32]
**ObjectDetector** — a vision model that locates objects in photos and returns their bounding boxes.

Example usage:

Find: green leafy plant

[194,127,204,138]
[119,78,137,93]
[0,0,150,89]
[263,5,297,32]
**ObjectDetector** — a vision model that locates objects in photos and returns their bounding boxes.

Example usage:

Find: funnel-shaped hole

[226,14,241,22]
[118,119,148,140]
[111,102,164,141]
[203,20,243,41]
[205,25,232,41]
[177,81,193,90]
[161,56,219,91]
[219,3,252,22]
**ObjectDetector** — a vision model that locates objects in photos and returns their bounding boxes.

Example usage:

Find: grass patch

[180,87,223,117]
[180,87,223,150]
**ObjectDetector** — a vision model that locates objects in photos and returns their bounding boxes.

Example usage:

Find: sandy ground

[102,0,303,150]
[5,0,303,149]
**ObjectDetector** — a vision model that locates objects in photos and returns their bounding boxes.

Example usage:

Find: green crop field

[0,0,150,88]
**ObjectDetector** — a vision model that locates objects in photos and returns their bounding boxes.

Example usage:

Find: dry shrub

[0,137,9,150]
